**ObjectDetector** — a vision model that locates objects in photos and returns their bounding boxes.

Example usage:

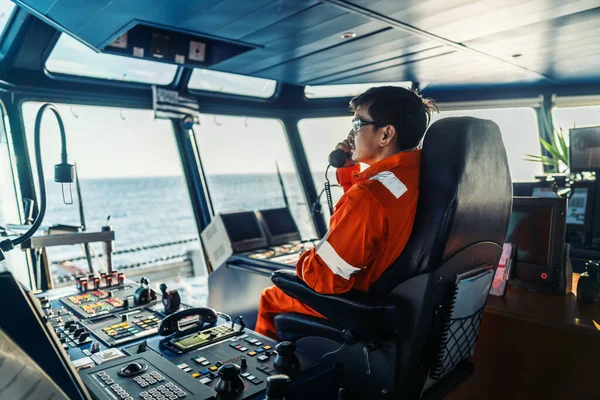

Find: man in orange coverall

[255,86,437,339]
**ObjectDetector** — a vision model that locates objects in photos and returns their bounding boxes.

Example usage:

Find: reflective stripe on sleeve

[316,240,361,280]
[369,171,407,199]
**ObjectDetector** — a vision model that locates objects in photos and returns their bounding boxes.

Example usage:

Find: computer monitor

[220,211,268,252]
[513,182,537,196]
[256,208,301,246]
[569,125,600,172]
[0,271,90,399]
[531,183,594,233]
[505,197,567,291]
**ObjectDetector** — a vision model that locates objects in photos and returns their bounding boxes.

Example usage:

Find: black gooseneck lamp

[0,104,74,262]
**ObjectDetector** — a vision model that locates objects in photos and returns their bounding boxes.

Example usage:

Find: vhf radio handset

[158,307,218,337]
[321,148,351,216]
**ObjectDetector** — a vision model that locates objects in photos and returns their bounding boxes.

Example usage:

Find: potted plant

[524,128,569,173]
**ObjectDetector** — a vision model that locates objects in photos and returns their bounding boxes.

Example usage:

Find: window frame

[42,33,182,89]
[186,69,280,101]
[190,113,317,240]
[303,81,413,100]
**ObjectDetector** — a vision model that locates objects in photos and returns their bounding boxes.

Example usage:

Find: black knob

[78,332,90,342]
[73,328,84,338]
[240,357,247,369]
[273,342,300,373]
[118,362,147,377]
[136,340,148,354]
[122,314,128,322]
[266,374,290,400]
[215,363,244,396]
[91,342,100,354]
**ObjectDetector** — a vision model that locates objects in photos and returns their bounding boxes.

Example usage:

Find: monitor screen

[221,211,264,243]
[531,187,589,226]
[259,208,299,237]
[570,126,600,172]
[505,205,551,265]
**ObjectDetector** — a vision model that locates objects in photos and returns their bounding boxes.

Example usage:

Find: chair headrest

[370,117,512,294]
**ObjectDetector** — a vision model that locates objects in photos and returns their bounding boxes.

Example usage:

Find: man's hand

[334,130,356,167]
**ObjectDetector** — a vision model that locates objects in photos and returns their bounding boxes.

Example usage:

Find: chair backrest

[371,117,512,397]
[370,116,512,294]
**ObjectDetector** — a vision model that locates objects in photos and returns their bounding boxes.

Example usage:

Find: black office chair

[270,117,512,399]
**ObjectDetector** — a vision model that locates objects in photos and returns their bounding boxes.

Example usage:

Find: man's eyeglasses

[351,117,377,132]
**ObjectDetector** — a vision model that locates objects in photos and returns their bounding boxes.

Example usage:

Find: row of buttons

[240,372,263,385]
[229,342,272,362]
[109,383,133,400]
[140,382,186,399]
[134,371,166,387]
[179,363,218,378]
[257,364,276,375]
[243,337,264,346]
[96,371,115,385]
[192,356,211,367]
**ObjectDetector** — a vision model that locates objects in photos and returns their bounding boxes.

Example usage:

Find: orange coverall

[255,150,421,339]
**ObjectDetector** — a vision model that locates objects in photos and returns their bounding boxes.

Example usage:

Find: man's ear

[380,125,397,147]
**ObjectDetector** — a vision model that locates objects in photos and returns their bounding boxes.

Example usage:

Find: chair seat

[274,313,344,343]
[271,270,399,342]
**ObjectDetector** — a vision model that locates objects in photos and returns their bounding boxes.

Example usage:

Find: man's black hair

[349,86,437,151]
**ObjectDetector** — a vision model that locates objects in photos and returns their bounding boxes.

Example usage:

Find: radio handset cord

[324,148,351,217]
[324,165,335,217]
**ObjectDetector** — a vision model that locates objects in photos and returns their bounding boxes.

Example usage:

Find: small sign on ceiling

[108,33,128,49]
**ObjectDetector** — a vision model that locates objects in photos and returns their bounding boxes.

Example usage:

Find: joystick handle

[273,342,300,373]
[266,374,290,400]
[215,363,244,396]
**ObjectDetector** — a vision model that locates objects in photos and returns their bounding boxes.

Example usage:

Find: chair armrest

[271,270,398,341]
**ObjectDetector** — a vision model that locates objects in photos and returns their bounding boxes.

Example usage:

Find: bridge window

[299,107,541,207]
[298,117,349,223]
[188,69,277,98]
[0,0,14,39]
[21,103,200,289]
[553,105,600,134]
[46,34,177,85]
[432,107,542,182]
[193,115,316,240]
[0,101,30,287]
[304,82,412,99]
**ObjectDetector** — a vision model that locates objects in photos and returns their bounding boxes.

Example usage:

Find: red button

[541,273,548,279]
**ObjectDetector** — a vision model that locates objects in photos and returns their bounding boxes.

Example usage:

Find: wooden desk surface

[485,274,600,335]
[449,275,600,399]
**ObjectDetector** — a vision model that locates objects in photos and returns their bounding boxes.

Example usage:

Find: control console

[80,351,215,400]
[162,327,315,400]
[81,309,163,347]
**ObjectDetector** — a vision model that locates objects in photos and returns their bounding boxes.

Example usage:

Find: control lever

[363,344,376,375]
[91,342,100,354]
[78,332,90,342]
[137,340,148,354]
[265,374,290,400]
[134,277,157,306]
[160,283,181,315]
[215,363,244,396]
[273,342,299,374]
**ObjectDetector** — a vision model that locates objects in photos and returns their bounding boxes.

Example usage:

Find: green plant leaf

[556,128,569,165]
[540,138,564,162]
[523,153,560,167]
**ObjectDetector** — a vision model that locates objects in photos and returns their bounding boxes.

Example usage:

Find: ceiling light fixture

[341,32,357,39]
